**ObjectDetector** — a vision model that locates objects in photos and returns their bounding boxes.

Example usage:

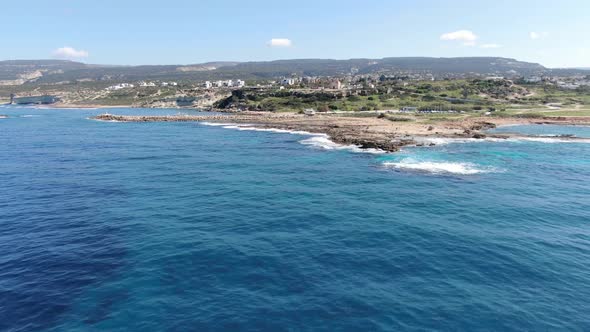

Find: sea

[1,106,589,331]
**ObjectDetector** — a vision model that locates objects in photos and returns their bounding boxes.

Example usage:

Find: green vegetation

[215,79,536,113]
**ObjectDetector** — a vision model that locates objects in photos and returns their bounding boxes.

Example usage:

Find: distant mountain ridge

[0,57,587,85]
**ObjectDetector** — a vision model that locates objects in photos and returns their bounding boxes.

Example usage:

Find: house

[328,79,342,90]
[204,81,212,89]
[139,81,156,87]
[281,78,296,86]
[234,80,245,88]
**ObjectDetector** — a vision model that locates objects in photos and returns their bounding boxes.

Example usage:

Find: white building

[234,80,245,88]
[139,81,156,87]
[281,78,296,86]
[105,83,135,91]
[328,79,342,90]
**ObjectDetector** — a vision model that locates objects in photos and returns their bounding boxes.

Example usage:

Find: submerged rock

[472,133,487,139]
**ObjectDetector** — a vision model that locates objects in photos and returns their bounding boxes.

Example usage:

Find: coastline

[92,112,590,152]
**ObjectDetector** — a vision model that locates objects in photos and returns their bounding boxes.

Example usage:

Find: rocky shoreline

[92,112,590,152]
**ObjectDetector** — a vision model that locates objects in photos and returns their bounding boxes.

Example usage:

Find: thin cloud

[53,47,89,59]
[267,38,293,47]
[530,32,548,40]
[440,30,478,46]
[480,43,502,49]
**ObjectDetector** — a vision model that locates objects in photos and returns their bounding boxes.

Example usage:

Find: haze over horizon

[2,0,589,68]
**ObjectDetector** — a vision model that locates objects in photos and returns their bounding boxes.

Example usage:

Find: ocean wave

[20,115,40,118]
[508,137,590,144]
[382,159,496,175]
[416,136,590,146]
[202,122,322,136]
[200,122,243,127]
[299,136,386,154]
[201,122,389,153]
[234,126,324,136]
[415,137,506,146]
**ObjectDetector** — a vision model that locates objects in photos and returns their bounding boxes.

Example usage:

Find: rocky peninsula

[93,112,590,152]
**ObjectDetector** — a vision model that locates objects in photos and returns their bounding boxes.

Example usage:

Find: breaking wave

[201,122,386,154]
[299,136,386,154]
[508,137,590,144]
[415,136,590,146]
[383,159,497,175]
[201,122,318,135]
[200,122,242,127]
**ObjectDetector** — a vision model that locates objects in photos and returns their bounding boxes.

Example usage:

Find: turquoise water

[1,106,589,331]
[490,124,590,138]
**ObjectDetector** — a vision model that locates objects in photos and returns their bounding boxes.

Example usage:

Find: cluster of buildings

[275,77,344,90]
[105,83,136,91]
[204,80,245,89]
[522,75,590,90]
[555,78,590,90]
[106,81,178,91]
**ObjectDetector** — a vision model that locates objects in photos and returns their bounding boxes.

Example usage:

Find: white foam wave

[20,115,40,118]
[200,122,241,127]
[200,121,387,153]
[203,122,319,136]
[383,159,495,175]
[299,136,386,154]
[415,135,590,146]
[415,137,506,146]
[234,126,322,136]
[508,137,590,144]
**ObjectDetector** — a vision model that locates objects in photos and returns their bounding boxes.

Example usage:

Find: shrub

[387,116,414,122]
[514,113,544,118]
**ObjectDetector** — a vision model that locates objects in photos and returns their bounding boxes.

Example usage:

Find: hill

[0,57,587,86]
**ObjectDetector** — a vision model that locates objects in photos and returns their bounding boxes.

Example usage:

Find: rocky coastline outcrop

[92,113,590,152]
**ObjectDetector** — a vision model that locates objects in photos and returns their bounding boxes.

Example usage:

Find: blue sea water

[1,106,589,331]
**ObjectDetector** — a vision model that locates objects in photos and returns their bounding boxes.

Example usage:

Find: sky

[2,0,589,68]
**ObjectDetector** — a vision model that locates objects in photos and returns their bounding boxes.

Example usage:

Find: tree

[319,104,330,112]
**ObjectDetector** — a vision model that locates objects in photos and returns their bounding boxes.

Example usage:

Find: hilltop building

[281,78,296,86]
[329,79,342,90]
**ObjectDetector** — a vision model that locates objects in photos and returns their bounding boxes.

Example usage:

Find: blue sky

[2,0,589,67]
